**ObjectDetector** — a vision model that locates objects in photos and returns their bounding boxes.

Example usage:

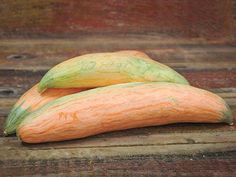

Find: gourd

[18,82,232,143]
[38,51,189,92]
[4,84,85,135]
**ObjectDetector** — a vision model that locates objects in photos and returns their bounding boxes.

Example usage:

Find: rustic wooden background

[0,0,236,176]
[0,0,235,39]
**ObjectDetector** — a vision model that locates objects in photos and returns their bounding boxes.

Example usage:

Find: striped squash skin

[18,82,233,143]
[4,51,146,135]
[38,51,189,92]
[4,84,85,135]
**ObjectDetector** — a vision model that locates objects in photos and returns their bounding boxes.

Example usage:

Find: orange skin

[18,82,233,143]
[4,83,86,135]
[13,50,148,111]
[18,84,85,111]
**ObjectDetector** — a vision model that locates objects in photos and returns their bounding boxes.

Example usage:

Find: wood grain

[1,130,236,174]
[1,152,235,177]
[0,0,233,38]
[0,38,235,71]
[0,36,236,175]
[1,131,236,150]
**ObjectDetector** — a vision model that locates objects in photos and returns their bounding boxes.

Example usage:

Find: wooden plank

[0,0,233,38]
[1,151,236,177]
[1,128,235,176]
[0,140,235,161]
[1,141,236,176]
[183,70,236,89]
[0,38,235,71]
[1,131,236,150]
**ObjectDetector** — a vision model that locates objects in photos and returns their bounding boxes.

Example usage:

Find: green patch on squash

[4,102,31,135]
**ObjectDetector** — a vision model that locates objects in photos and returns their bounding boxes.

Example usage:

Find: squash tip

[222,104,234,125]
[4,104,31,135]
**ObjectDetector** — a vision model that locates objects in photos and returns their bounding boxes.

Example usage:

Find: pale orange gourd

[4,84,85,135]
[4,50,148,135]
[18,82,233,143]
[38,51,189,92]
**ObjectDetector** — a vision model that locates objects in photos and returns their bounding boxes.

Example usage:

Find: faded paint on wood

[0,0,234,39]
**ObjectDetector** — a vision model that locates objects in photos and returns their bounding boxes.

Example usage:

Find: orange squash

[18,82,233,143]
[4,84,85,135]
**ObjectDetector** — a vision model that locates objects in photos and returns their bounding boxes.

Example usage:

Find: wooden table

[0,0,236,176]
[0,35,235,176]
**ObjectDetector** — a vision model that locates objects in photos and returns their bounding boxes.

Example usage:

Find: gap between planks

[0,142,235,161]
[1,131,236,150]
[0,131,236,160]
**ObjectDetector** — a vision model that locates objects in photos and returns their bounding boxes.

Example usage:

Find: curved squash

[4,84,85,135]
[18,82,233,143]
[38,51,189,92]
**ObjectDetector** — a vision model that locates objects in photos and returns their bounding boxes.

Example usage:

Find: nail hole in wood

[0,88,16,97]
[7,53,35,60]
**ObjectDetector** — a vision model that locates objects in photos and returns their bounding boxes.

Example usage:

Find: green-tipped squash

[38,51,189,92]
[4,84,84,135]
[18,82,233,143]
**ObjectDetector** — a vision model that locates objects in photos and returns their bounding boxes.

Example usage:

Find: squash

[38,51,189,92]
[4,84,85,135]
[18,82,233,143]
[4,51,149,135]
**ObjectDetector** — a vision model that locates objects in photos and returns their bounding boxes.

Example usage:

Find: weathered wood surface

[0,0,235,175]
[0,133,236,176]
[0,37,236,176]
[0,37,236,71]
[0,0,234,39]
[1,151,236,177]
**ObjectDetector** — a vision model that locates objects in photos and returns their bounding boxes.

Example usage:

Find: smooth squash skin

[18,82,233,143]
[4,84,85,135]
[38,51,189,92]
